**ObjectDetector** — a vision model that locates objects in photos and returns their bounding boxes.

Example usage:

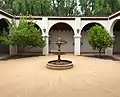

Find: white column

[9,45,17,55]
[42,17,48,35]
[105,47,113,55]
[42,35,49,55]
[105,36,114,56]
[105,22,114,56]
[41,17,49,55]
[74,35,81,55]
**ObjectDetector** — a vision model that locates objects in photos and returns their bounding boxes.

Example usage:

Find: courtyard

[0,55,120,97]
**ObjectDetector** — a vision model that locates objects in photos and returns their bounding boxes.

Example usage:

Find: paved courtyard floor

[0,55,120,97]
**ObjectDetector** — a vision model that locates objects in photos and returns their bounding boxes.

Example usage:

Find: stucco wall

[48,19,76,35]
[49,30,74,52]
[0,14,12,23]
[81,31,98,53]
[17,45,42,53]
[80,20,109,33]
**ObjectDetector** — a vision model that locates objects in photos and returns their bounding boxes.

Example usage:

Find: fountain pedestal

[46,37,73,70]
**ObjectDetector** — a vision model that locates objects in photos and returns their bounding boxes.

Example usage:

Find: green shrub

[87,25,114,56]
[0,16,46,53]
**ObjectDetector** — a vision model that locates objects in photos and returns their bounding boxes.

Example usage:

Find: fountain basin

[46,37,73,70]
[47,60,73,70]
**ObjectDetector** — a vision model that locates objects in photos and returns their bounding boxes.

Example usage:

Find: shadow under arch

[0,18,10,54]
[111,19,120,54]
[49,22,74,53]
[81,22,104,33]
[49,22,74,33]
[80,22,105,54]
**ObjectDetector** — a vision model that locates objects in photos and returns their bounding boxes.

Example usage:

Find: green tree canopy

[0,0,120,16]
[0,16,46,52]
[87,25,114,56]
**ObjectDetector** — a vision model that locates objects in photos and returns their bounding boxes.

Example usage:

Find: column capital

[74,35,82,38]
[42,34,49,38]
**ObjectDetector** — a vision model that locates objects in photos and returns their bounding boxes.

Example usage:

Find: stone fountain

[46,37,73,70]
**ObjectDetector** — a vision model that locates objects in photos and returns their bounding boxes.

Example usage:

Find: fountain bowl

[46,60,73,70]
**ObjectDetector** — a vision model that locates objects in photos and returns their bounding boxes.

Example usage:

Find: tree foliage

[87,25,114,55]
[0,0,120,16]
[0,16,46,52]
[12,0,51,15]
[79,0,113,16]
[51,0,78,16]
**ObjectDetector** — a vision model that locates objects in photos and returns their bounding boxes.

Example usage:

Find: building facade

[0,9,120,55]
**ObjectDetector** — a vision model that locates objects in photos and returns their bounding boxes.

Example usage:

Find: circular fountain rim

[47,60,73,70]
[48,60,72,64]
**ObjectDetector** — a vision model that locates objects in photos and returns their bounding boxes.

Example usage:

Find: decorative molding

[81,17,108,20]
[48,18,75,20]
[0,9,14,18]
[109,12,120,20]
[74,35,82,38]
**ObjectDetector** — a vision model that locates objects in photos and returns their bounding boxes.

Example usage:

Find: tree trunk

[98,49,102,57]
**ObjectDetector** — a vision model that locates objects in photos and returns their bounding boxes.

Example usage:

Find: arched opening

[49,23,74,53]
[0,18,9,54]
[112,20,120,54]
[81,22,105,54]
[17,22,42,54]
